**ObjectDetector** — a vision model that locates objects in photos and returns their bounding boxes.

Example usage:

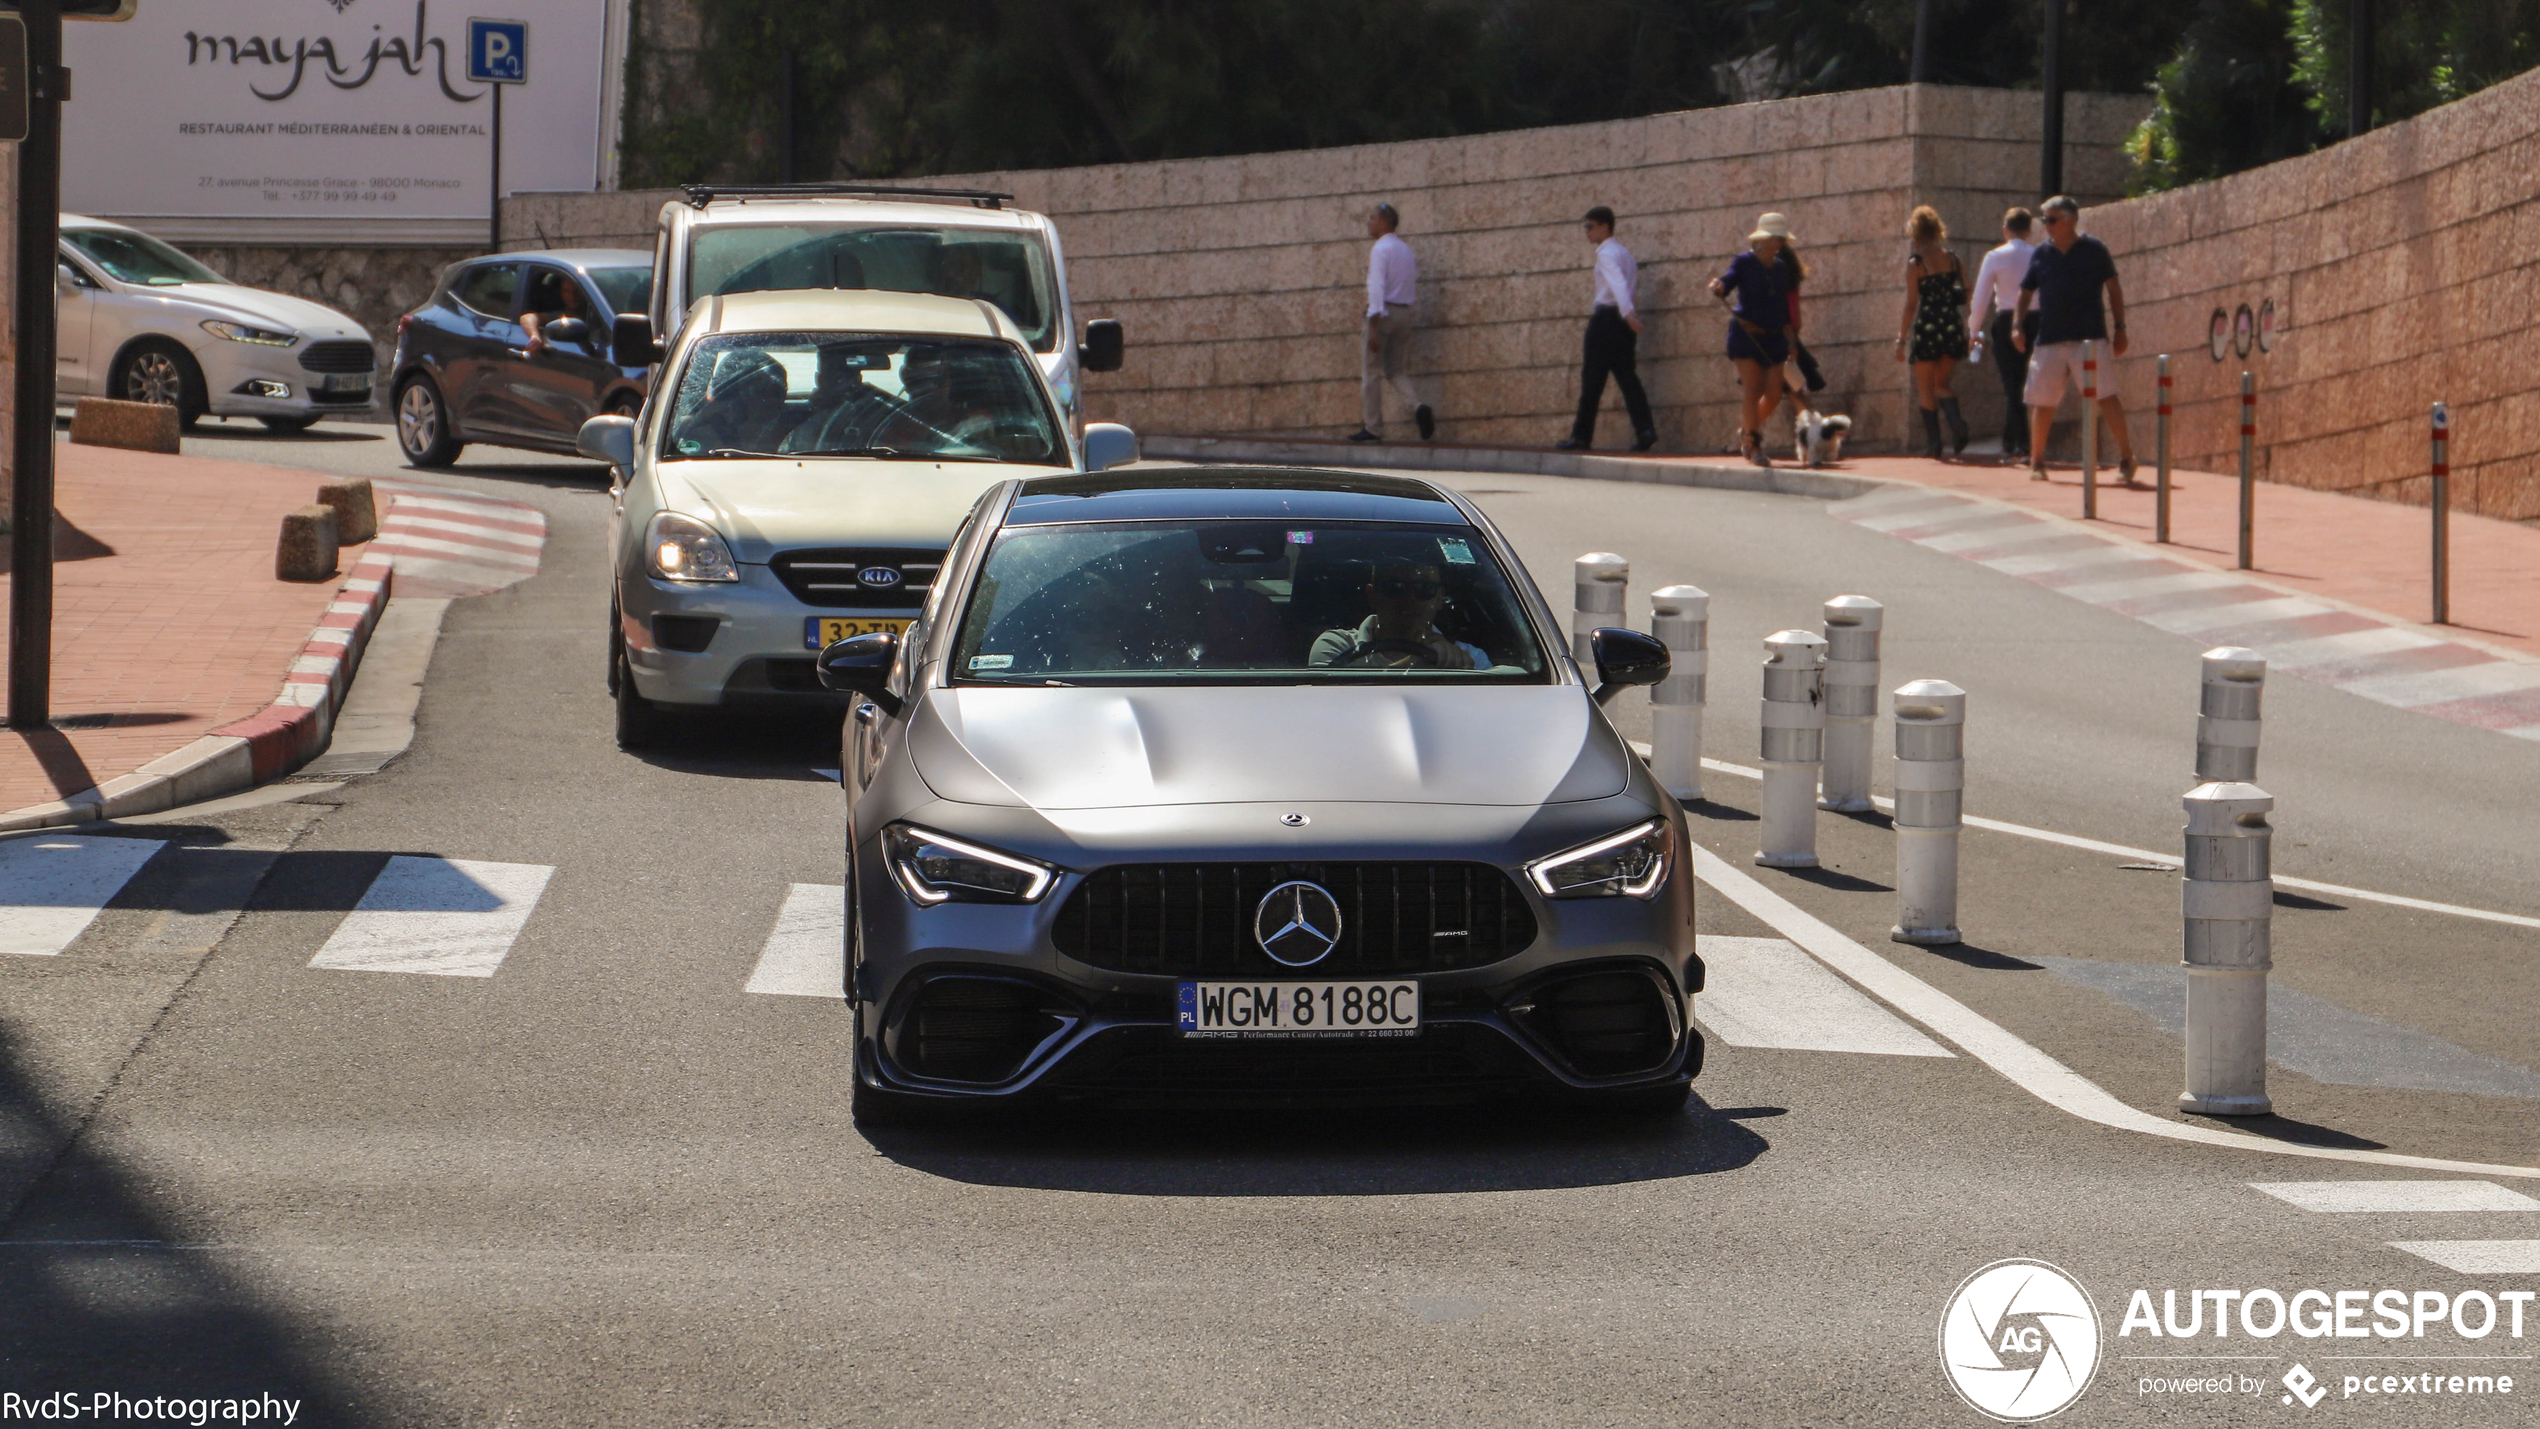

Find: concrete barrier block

[67,398,180,454]
[277,504,340,583]
[316,478,378,545]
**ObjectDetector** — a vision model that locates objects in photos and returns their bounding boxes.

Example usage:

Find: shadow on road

[867,1093,1773,1196]
[0,1021,390,1420]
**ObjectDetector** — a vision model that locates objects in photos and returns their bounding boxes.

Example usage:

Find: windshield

[587,265,652,316]
[63,228,223,286]
[952,522,1552,684]
[661,331,1064,464]
[688,225,1058,351]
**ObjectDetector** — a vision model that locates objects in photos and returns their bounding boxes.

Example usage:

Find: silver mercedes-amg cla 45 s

[819,468,1701,1123]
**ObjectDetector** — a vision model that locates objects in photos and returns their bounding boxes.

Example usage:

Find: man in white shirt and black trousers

[1967,206,2040,461]
[1349,203,1433,442]
[1556,206,1657,452]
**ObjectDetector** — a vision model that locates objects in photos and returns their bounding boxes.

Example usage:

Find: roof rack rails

[679,182,1013,210]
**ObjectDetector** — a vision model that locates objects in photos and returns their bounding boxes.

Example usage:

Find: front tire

[395,375,463,467]
[613,643,667,750]
[112,340,207,430]
[259,415,319,433]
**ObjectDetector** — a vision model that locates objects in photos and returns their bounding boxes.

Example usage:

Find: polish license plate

[1178,981,1419,1039]
[805,616,911,650]
[316,373,370,393]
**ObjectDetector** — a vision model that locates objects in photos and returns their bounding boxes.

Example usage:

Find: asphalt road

[2,430,2531,1426]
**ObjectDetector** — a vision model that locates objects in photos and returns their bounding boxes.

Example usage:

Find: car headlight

[1526,819,1672,899]
[884,824,1058,905]
[644,511,739,582]
[200,320,299,347]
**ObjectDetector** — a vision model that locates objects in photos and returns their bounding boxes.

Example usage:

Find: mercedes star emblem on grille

[856,566,904,588]
[1254,880,1343,966]
[1279,812,1309,826]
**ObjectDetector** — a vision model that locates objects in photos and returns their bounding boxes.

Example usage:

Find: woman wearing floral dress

[1895,205,1970,458]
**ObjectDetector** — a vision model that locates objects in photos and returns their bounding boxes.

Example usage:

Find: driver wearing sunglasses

[1309,560,1492,670]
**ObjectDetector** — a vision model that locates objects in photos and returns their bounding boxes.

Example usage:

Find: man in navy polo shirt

[2012,195,2138,483]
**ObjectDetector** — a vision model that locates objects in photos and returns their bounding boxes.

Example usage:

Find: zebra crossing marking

[1695,934,1951,1057]
[0,837,165,956]
[2387,1241,2540,1274]
[2252,1181,2540,1214]
[745,883,845,999]
[308,856,554,977]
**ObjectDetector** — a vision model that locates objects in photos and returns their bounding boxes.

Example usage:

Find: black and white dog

[1794,407,1851,468]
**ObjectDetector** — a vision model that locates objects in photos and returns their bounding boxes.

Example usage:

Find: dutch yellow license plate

[805,617,911,651]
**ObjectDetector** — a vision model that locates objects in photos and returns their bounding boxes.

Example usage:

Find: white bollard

[2180,781,2274,1116]
[1890,679,1964,945]
[1572,553,1628,667]
[1757,629,1826,868]
[1648,585,1709,800]
[1818,595,1882,812]
[2195,646,2266,783]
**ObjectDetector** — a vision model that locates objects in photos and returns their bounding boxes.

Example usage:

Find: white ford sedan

[55,215,378,431]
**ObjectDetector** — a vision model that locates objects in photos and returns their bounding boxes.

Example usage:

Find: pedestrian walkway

[2250,1181,2540,1275]
[0,444,548,819]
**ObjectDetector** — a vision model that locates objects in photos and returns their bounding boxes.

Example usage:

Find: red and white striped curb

[1832,485,2540,741]
[367,478,546,598]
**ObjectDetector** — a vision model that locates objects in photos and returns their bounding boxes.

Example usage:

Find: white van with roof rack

[614,183,1123,430]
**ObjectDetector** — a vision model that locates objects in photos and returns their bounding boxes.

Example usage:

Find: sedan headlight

[645,511,738,582]
[1526,819,1672,899]
[884,824,1058,905]
[200,320,299,347]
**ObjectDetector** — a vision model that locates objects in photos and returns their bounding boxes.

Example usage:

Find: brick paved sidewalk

[0,441,378,812]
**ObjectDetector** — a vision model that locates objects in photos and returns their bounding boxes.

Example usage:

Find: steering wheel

[1339,636,1447,669]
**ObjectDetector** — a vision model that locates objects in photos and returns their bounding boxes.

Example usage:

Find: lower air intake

[1511,967,1681,1078]
[886,976,1070,1084]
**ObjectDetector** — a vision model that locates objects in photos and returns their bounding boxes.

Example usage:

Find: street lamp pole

[1910,0,1932,84]
[2348,0,2372,139]
[2039,0,2065,198]
[8,0,63,730]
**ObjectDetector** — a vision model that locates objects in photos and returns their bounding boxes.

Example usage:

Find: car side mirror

[1082,422,1138,473]
[612,312,665,368]
[56,264,78,293]
[576,414,636,468]
[543,316,592,345]
[817,632,901,715]
[1589,627,1670,707]
[1080,318,1124,373]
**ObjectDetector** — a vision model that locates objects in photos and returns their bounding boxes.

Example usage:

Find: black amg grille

[1053,862,1536,977]
[297,340,378,374]
[770,548,942,609]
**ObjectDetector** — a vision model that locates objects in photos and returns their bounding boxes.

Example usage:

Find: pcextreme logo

[1940,1260,2104,1423]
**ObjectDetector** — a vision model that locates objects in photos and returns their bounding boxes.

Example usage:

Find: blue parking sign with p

[467,18,528,84]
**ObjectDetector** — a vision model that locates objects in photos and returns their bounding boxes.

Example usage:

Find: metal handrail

[679,182,1012,210]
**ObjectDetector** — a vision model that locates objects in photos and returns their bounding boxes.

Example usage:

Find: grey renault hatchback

[818,468,1701,1123]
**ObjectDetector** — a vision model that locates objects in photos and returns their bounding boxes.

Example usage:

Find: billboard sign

[61,0,618,244]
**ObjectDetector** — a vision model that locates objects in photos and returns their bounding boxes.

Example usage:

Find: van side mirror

[817,632,901,716]
[1082,423,1139,473]
[1080,318,1123,373]
[575,414,637,468]
[1589,628,1670,707]
[612,312,664,368]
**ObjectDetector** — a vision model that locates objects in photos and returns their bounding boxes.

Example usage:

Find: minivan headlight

[884,824,1058,905]
[1526,819,1672,899]
[201,320,299,347]
[645,511,738,582]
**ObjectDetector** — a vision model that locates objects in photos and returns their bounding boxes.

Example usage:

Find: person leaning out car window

[521,270,592,358]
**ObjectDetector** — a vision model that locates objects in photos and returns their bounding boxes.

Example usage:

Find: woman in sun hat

[1709,212,1805,467]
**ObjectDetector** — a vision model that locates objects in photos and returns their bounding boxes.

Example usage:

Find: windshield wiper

[697,447,788,458]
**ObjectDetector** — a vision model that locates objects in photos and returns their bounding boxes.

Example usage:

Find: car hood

[659,459,1064,562]
[159,283,369,340]
[909,685,1630,810]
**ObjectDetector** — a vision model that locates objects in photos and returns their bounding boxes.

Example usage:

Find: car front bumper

[198,338,377,419]
[620,562,904,708]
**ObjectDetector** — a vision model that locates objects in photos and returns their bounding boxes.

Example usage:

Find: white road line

[2387,1241,2540,1273]
[2248,625,2445,670]
[2338,659,2540,709]
[369,532,542,567]
[1685,843,2540,1179]
[2141,595,2336,636]
[745,883,845,999]
[1658,749,2540,932]
[309,856,554,977]
[1917,523,2068,555]
[0,837,164,956]
[2051,569,2246,605]
[1695,935,1951,1056]
[2251,1181,2540,1213]
[1847,500,1980,532]
[384,515,548,550]
[1983,543,2159,578]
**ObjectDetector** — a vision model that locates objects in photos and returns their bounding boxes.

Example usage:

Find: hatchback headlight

[884,824,1058,905]
[645,511,738,582]
[1526,819,1672,899]
[201,320,299,347]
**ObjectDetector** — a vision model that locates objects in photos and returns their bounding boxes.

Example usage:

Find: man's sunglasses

[1375,577,1442,599]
